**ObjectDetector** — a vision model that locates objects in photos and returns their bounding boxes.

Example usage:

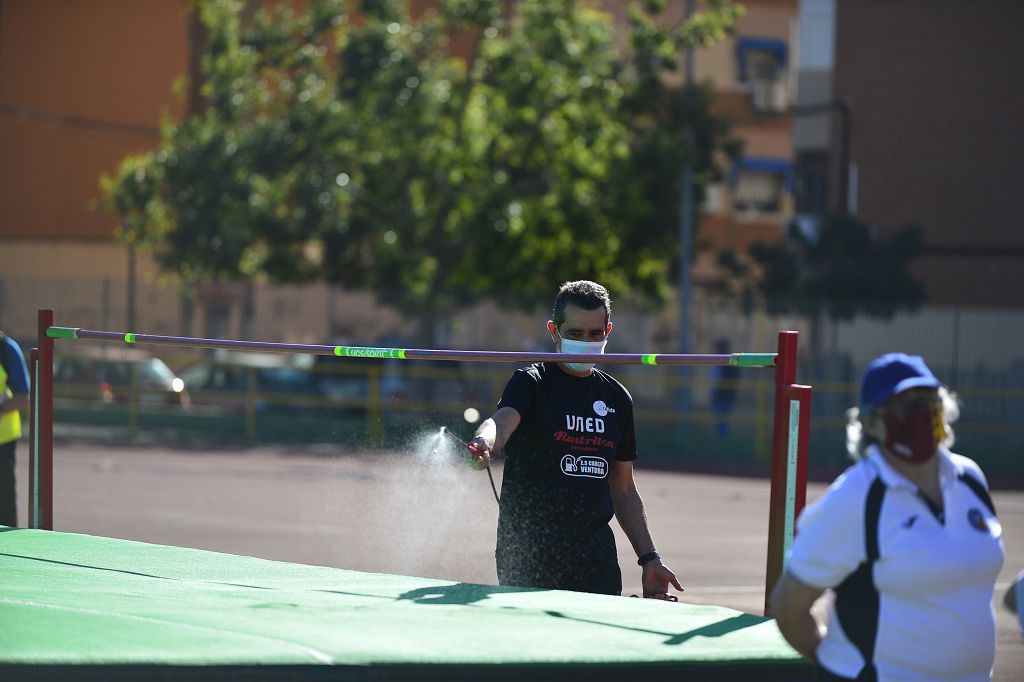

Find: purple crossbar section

[71,329,735,366]
[78,329,339,355]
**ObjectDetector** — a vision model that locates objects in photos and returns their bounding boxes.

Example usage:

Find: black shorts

[495,536,622,596]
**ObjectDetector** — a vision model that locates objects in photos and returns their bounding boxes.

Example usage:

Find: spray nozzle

[438,426,489,470]
[430,426,499,504]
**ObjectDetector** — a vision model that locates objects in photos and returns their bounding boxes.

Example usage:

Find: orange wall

[1,0,794,243]
[0,0,191,239]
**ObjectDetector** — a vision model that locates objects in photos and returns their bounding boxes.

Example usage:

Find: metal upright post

[763,331,813,615]
[28,348,38,528]
[37,309,55,530]
[677,0,696,430]
[245,366,256,444]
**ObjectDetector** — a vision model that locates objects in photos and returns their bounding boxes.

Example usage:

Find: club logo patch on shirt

[967,507,991,533]
[561,455,608,479]
[593,400,615,416]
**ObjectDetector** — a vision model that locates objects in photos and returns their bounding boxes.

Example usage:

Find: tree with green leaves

[747,214,925,320]
[716,213,925,366]
[103,0,742,343]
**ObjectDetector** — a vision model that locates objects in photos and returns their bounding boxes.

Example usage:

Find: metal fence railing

[5,272,1024,476]
[45,351,1024,478]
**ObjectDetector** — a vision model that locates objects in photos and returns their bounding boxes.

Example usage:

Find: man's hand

[467,410,519,470]
[642,560,683,601]
[466,437,492,470]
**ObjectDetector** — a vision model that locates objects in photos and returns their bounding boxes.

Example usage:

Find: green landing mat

[0,527,808,681]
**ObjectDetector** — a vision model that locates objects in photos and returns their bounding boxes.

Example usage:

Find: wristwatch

[637,550,661,567]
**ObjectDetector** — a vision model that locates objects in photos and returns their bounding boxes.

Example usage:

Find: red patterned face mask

[883,400,946,463]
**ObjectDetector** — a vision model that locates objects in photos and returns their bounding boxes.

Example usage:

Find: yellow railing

[51,362,1024,445]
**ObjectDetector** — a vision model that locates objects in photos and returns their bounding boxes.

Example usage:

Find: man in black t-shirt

[469,281,682,598]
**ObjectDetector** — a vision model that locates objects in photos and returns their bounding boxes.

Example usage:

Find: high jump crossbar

[45,326,778,368]
[29,309,810,615]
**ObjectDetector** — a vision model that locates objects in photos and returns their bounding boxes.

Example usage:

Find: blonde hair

[845,386,960,459]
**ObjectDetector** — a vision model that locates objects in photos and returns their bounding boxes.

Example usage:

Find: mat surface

[0,527,806,678]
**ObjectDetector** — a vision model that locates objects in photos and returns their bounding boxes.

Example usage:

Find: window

[731,157,793,214]
[736,37,788,114]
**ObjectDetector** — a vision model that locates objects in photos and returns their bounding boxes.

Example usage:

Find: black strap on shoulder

[833,476,885,682]
[958,472,996,516]
[864,477,886,562]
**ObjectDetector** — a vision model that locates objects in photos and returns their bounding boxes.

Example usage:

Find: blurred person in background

[468,280,681,600]
[709,337,739,437]
[0,331,30,527]
[771,353,1004,680]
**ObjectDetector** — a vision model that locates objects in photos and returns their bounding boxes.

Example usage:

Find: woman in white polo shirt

[771,353,1004,681]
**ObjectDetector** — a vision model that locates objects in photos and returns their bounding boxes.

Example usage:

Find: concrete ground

[14,442,1024,679]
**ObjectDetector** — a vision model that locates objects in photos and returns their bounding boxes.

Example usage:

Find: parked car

[314,347,483,416]
[53,347,191,408]
[177,353,335,415]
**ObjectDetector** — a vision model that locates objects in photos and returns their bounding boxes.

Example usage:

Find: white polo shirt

[788,446,1004,681]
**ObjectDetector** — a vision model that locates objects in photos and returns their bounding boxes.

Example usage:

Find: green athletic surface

[0,527,808,680]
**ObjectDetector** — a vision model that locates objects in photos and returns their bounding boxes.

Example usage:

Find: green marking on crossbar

[45,326,79,340]
[334,346,406,359]
[641,354,658,365]
[124,333,138,344]
[730,353,776,368]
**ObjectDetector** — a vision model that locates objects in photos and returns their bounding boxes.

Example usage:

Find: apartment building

[792,0,1024,307]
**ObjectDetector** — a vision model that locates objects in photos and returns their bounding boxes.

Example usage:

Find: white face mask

[557,333,607,374]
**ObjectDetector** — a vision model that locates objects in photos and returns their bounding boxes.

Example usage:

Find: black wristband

[637,550,660,567]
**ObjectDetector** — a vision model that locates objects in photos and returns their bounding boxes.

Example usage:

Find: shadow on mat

[397,585,768,648]
[398,583,536,605]
[2,548,529,607]
[544,610,766,646]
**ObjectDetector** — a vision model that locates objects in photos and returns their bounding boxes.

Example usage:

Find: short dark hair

[551,280,612,327]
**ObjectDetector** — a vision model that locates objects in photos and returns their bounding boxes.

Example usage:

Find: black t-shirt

[495,362,637,559]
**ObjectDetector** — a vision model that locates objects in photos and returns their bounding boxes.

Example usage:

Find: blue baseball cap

[860,353,942,412]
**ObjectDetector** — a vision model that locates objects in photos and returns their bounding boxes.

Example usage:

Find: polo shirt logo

[967,507,989,533]
[901,515,918,529]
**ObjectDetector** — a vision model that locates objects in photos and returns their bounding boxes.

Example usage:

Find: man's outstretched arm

[609,460,683,599]
[468,407,521,462]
